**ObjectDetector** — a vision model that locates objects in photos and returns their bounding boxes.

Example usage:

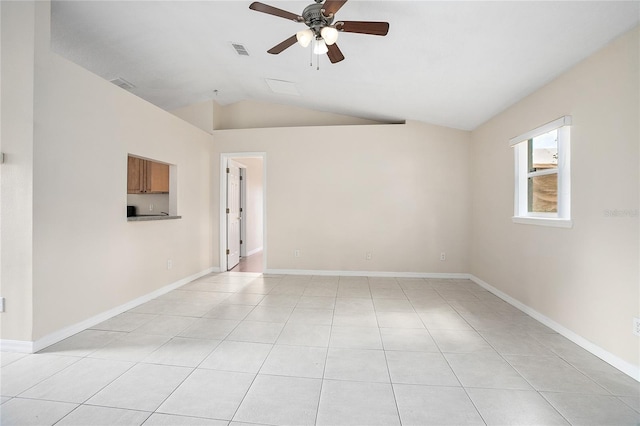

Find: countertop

[127,215,181,222]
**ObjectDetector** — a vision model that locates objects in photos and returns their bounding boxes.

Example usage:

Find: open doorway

[220,153,266,273]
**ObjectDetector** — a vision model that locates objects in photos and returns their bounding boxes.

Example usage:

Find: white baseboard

[264,268,469,279]
[0,267,216,354]
[0,339,34,353]
[247,247,263,257]
[267,269,639,380]
[4,265,636,382]
[469,274,640,382]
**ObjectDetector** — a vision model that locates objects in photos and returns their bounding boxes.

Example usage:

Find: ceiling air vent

[231,43,250,56]
[109,77,135,91]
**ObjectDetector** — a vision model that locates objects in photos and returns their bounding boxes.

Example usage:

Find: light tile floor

[2,273,639,425]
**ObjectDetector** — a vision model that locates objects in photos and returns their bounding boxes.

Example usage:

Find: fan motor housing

[302,3,334,30]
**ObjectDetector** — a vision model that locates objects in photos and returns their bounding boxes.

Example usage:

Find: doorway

[226,159,243,270]
[220,153,266,273]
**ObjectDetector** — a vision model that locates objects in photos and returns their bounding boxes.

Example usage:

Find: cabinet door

[146,161,170,193]
[127,156,144,194]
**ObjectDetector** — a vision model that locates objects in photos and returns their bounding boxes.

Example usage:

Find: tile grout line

[228,273,312,424]
[440,283,577,426]
[377,276,405,426]
[5,272,638,425]
[226,274,287,423]
[312,276,337,426]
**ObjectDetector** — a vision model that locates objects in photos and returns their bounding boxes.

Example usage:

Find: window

[511,116,572,228]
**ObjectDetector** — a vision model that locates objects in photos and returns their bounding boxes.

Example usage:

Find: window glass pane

[529,129,558,173]
[528,173,558,213]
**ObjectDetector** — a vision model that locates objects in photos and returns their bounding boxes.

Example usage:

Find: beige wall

[213,99,390,130]
[172,98,392,132]
[470,27,639,368]
[0,1,36,340]
[214,121,472,273]
[1,1,214,342]
[171,99,215,134]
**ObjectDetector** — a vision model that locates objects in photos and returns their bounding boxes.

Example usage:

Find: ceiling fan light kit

[249,0,389,64]
[320,26,339,45]
[296,29,314,48]
[313,39,329,55]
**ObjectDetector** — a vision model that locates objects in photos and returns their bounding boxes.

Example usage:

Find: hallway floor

[230,251,263,273]
[1,273,639,425]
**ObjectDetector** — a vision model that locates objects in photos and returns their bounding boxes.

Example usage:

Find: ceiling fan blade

[336,21,389,36]
[249,2,303,22]
[322,0,348,16]
[327,43,345,64]
[267,35,298,54]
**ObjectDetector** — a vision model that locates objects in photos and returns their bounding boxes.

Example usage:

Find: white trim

[239,167,247,258]
[247,246,263,257]
[264,269,469,279]
[0,267,216,354]
[6,264,636,382]
[513,118,571,222]
[220,153,267,273]
[509,115,572,146]
[556,125,571,219]
[512,216,573,228]
[0,339,34,353]
[514,144,527,216]
[469,274,639,382]
[216,271,263,278]
[219,155,227,271]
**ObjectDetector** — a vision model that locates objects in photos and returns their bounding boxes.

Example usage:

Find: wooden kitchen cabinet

[147,161,169,193]
[127,156,169,194]
[127,156,144,193]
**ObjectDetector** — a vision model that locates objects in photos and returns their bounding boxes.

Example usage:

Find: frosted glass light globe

[321,26,339,45]
[296,29,314,47]
[313,39,329,55]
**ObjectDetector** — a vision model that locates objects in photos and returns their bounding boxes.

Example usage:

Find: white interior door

[226,160,241,270]
[240,168,247,258]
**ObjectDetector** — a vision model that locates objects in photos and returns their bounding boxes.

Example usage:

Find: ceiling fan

[249,0,389,64]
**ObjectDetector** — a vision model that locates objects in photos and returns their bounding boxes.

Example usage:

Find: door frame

[239,167,247,258]
[226,159,243,271]
[219,152,267,272]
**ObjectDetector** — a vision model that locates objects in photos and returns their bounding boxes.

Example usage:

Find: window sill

[512,216,573,228]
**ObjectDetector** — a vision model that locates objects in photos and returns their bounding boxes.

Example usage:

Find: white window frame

[511,116,572,228]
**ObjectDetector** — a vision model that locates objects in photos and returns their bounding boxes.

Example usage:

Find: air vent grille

[232,43,250,56]
[109,77,135,91]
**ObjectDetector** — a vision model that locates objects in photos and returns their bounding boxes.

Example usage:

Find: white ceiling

[50,1,639,130]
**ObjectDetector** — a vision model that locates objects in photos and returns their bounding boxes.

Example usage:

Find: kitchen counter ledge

[127,215,182,222]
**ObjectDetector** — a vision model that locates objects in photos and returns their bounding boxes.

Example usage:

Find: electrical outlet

[365,252,372,261]
[440,252,446,261]
[633,317,640,337]
[294,249,301,258]
[167,259,172,270]
[0,297,5,313]
[149,204,154,211]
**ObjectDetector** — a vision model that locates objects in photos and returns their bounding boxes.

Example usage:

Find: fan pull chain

[309,46,313,67]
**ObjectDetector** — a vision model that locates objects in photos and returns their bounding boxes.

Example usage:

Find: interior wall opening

[220,153,266,273]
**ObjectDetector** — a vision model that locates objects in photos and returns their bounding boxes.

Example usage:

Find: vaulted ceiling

[51,1,639,130]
